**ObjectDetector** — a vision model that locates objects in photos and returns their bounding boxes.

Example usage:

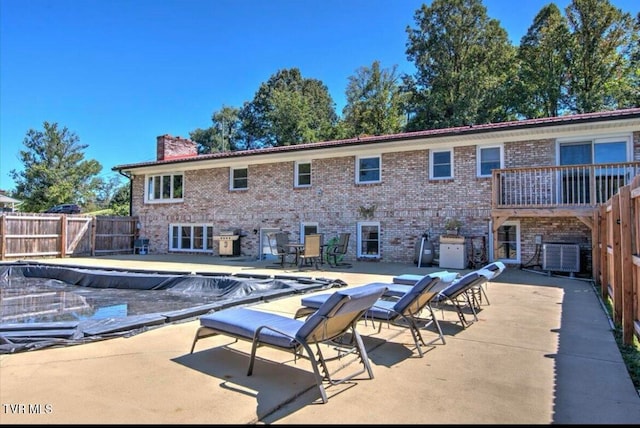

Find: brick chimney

[156,134,198,161]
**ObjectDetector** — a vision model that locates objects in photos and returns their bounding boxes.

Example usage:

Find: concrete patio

[1,254,639,424]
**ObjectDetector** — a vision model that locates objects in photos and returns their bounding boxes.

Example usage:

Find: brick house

[113,108,640,274]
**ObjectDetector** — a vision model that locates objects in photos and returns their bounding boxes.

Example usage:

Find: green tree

[517,3,571,118]
[240,68,338,147]
[108,183,130,216]
[190,105,242,154]
[342,61,408,137]
[565,0,636,113]
[10,122,102,212]
[404,0,516,130]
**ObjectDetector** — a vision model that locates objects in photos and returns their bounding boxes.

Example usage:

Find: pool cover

[0,261,344,353]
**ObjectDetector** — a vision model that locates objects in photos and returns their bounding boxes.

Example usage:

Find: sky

[1,0,638,192]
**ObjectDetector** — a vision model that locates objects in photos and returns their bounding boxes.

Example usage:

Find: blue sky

[1,0,637,192]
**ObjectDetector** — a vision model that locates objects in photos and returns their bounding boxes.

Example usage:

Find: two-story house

[113,108,640,275]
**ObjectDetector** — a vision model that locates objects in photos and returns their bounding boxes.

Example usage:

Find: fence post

[0,214,5,261]
[611,194,622,326]
[591,208,600,286]
[600,204,609,302]
[618,185,634,345]
[91,217,96,257]
[60,214,67,258]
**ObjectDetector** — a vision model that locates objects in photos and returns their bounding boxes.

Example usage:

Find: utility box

[439,236,467,269]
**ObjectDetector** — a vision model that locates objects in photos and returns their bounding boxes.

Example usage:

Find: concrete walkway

[1,255,639,424]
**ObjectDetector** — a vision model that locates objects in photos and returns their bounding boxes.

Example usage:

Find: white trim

[294,160,312,188]
[300,222,319,243]
[169,223,215,252]
[495,220,520,263]
[229,166,248,190]
[144,172,184,203]
[429,148,454,179]
[476,144,504,178]
[118,118,640,176]
[357,221,380,259]
[355,154,382,184]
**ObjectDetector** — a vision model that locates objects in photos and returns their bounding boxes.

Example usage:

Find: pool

[0,261,342,353]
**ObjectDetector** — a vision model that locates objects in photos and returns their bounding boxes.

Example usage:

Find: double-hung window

[295,161,311,187]
[477,145,503,177]
[356,155,381,184]
[146,173,184,202]
[230,167,248,190]
[430,149,453,179]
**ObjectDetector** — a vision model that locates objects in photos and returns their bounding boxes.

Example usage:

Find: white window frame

[357,221,380,259]
[494,220,520,264]
[556,134,632,165]
[230,166,248,190]
[145,172,184,203]
[355,155,381,184]
[295,161,312,188]
[429,148,454,179]
[476,144,503,178]
[299,222,319,244]
[169,223,214,252]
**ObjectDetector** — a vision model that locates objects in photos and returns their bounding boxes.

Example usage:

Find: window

[295,161,311,187]
[477,145,503,177]
[300,222,319,243]
[169,224,214,252]
[495,221,520,263]
[356,155,381,184]
[430,149,453,179]
[357,222,380,258]
[146,173,184,202]
[558,136,632,203]
[230,167,248,190]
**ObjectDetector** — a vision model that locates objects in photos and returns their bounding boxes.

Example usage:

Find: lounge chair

[190,285,388,404]
[472,261,506,305]
[295,274,446,357]
[432,271,488,328]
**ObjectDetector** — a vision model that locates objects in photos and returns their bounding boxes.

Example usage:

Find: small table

[287,243,305,265]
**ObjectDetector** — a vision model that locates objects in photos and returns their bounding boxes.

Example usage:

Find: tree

[10,122,102,212]
[342,61,408,137]
[565,0,636,113]
[108,183,130,216]
[517,4,571,118]
[190,105,242,154]
[239,68,338,147]
[404,0,517,130]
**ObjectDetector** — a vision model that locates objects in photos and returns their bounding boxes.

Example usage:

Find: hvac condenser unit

[542,243,580,273]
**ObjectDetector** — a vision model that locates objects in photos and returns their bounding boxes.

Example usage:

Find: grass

[605,298,640,393]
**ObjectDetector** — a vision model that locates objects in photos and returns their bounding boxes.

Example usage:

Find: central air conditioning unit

[542,243,580,273]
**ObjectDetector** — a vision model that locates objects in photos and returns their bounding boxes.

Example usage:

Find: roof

[0,194,22,204]
[112,107,640,173]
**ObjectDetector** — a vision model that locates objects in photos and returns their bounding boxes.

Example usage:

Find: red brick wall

[130,131,639,269]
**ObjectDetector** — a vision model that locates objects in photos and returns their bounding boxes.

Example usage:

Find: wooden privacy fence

[592,174,640,345]
[0,213,139,260]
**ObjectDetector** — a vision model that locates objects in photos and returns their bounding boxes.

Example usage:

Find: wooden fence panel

[0,214,138,260]
[594,175,640,345]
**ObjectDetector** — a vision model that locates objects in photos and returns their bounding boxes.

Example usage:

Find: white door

[260,228,280,260]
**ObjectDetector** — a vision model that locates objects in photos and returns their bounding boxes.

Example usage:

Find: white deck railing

[492,162,640,208]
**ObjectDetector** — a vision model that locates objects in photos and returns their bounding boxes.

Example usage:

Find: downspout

[116,169,133,216]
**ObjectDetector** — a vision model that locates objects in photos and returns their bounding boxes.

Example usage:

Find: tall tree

[190,105,241,154]
[404,0,516,130]
[342,61,408,137]
[240,68,338,147]
[565,0,636,113]
[517,3,571,118]
[10,122,102,212]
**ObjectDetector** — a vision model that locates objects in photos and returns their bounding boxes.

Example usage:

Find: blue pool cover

[0,261,344,353]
